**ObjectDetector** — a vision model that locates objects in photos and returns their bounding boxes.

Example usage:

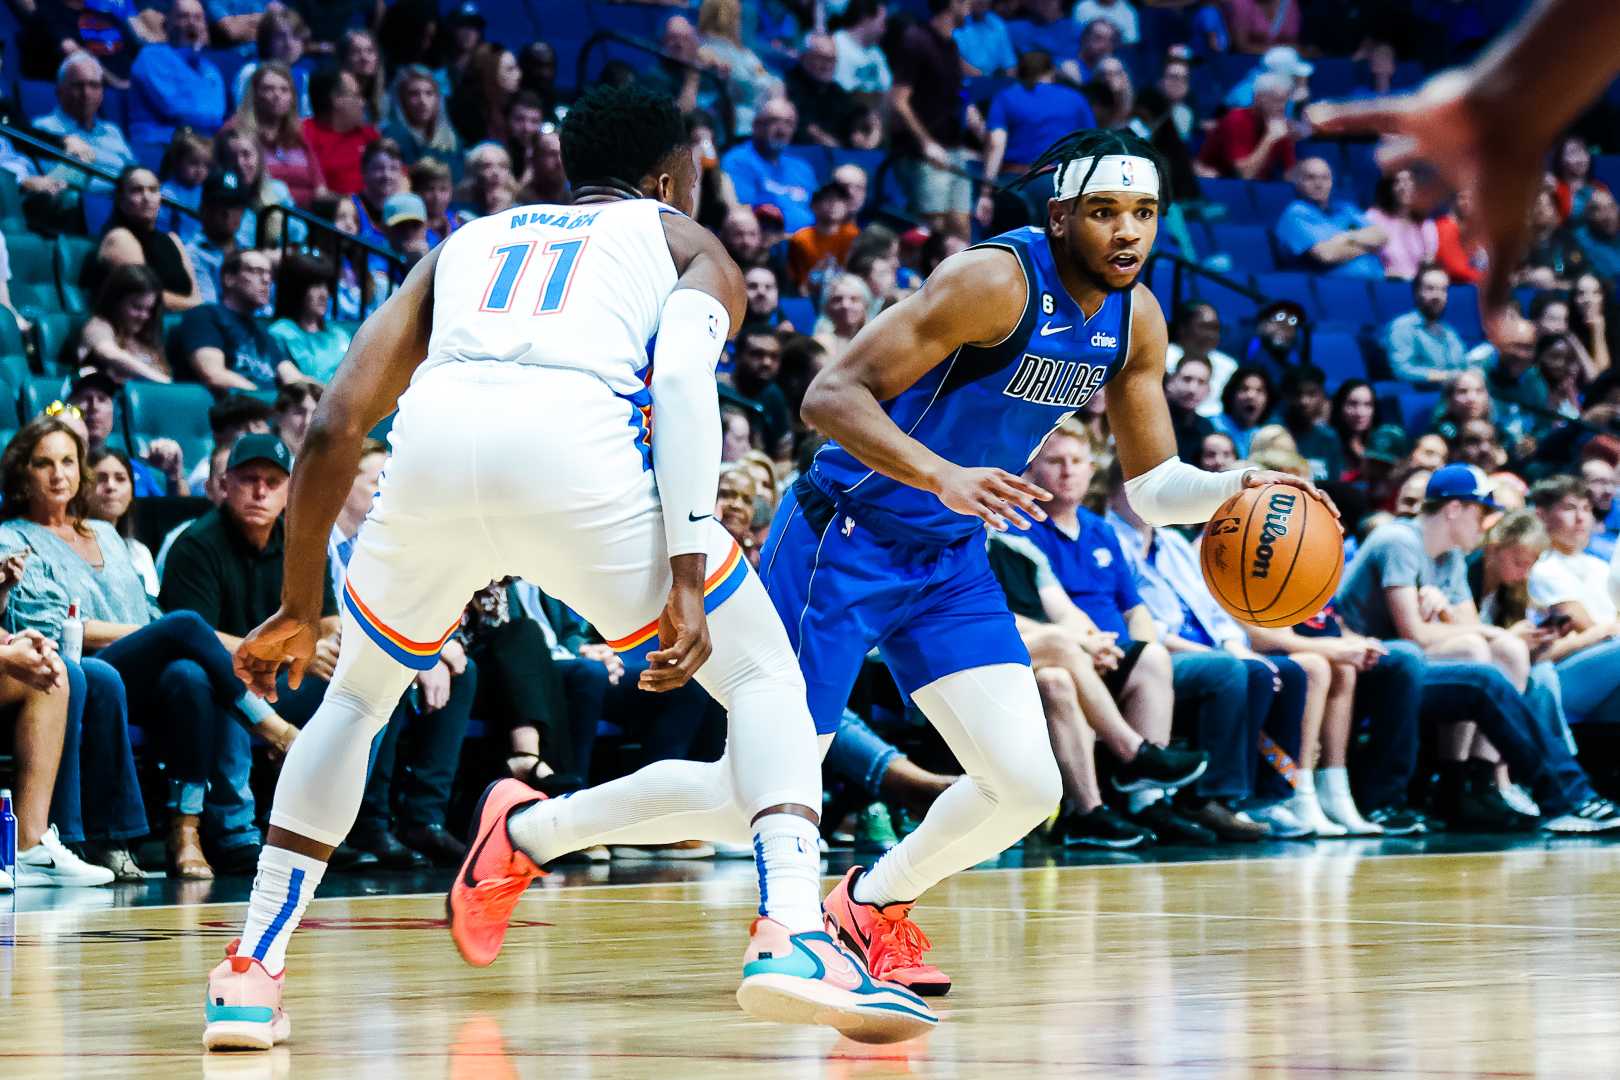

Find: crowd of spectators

[4,0,1620,888]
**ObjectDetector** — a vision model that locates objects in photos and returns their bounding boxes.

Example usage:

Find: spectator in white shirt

[1526,475,1620,725]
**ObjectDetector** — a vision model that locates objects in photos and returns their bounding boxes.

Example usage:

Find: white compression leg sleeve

[242,606,419,971]
[266,606,418,846]
[856,664,1062,907]
[510,571,824,859]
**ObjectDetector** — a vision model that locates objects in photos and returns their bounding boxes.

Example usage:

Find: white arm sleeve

[649,287,731,558]
[1122,457,1251,526]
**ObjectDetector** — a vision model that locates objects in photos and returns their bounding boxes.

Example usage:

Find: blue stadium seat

[0,312,28,371]
[1248,182,1295,224]
[780,145,832,185]
[1192,272,1260,348]
[0,171,24,229]
[1306,59,1358,101]
[31,313,83,373]
[54,236,97,312]
[1446,284,1484,345]
[6,234,54,286]
[1594,155,1620,197]
[1208,223,1275,274]
[1196,177,1255,222]
[21,372,70,420]
[126,381,214,470]
[828,148,885,213]
[1147,256,1179,314]
[1340,142,1381,202]
[778,296,815,333]
[1253,271,1318,321]
[1313,278,1376,330]
[0,354,30,426]
[1370,279,1413,324]
[101,85,129,129]
[18,80,54,120]
[1310,330,1368,390]
[11,281,62,314]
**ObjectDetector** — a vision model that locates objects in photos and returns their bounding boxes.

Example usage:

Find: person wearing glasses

[1244,298,1306,383]
[167,250,309,393]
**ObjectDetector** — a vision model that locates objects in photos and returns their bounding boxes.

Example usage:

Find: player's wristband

[1121,458,1250,527]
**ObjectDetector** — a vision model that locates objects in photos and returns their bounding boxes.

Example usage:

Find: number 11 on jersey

[479,237,590,315]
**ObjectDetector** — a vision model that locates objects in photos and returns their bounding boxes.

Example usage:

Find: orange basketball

[1200,484,1344,629]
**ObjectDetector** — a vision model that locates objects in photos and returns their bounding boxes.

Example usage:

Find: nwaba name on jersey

[1002,353,1109,407]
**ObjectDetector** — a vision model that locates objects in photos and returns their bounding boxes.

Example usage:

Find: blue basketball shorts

[758,478,1031,735]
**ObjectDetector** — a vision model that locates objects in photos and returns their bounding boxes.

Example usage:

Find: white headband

[1054,154,1160,201]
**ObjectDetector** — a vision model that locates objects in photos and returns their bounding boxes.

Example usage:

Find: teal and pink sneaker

[735,917,939,1044]
[203,938,291,1051]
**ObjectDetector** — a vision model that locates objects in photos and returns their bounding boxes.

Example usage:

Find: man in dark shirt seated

[168,250,308,392]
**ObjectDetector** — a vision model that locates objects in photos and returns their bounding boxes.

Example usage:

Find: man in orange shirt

[787,182,859,293]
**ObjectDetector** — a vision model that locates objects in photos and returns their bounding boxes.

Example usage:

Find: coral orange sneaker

[735,917,938,1044]
[447,779,546,967]
[203,938,291,1051]
[823,866,951,996]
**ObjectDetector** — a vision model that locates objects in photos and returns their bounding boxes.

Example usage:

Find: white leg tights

[856,664,1062,907]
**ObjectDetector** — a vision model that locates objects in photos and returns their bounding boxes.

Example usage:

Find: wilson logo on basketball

[1250,492,1297,579]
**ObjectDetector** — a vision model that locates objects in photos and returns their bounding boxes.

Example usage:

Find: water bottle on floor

[1,789,15,882]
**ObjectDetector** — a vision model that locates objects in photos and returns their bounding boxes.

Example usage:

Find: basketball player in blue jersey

[762,129,1336,994]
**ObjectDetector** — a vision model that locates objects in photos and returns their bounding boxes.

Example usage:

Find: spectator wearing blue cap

[128,0,228,159]
[1274,157,1387,280]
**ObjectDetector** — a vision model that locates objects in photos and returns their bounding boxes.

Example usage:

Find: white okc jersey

[418,198,678,395]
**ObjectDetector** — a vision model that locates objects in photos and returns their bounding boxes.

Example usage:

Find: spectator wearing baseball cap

[382,191,430,272]
[66,366,187,498]
[161,432,340,732]
[1225,45,1313,109]
[185,170,250,305]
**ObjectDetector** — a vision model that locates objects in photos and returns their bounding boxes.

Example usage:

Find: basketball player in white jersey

[202,85,936,1052]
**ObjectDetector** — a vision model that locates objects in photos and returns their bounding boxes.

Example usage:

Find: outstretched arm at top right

[800,247,1051,531]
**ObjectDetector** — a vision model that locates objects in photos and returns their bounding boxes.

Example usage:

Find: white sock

[507,757,753,865]
[238,846,327,975]
[1316,766,1378,833]
[856,666,1062,909]
[752,813,823,932]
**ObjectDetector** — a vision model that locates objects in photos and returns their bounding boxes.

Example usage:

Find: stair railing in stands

[0,119,404,319]
[574,31,736,147]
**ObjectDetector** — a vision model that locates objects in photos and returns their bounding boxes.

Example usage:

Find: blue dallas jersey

[806,226,1133,545]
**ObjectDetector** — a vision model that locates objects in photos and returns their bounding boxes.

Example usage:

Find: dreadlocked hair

[560,83,689,193]
[1007,127,1172,206]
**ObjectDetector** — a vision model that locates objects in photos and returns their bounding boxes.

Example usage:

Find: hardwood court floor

[8,845,1620,1079]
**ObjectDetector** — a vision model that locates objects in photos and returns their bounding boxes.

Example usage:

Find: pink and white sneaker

[735,917,939,1044]
[203,938,291,1051]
